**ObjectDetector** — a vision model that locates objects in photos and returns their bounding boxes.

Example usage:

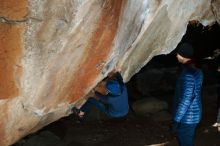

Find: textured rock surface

[212,0,220,24]
[0,0,219,145]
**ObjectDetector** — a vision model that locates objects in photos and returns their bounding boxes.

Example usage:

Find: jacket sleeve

[174,74,195,122]
[95,91,108,103]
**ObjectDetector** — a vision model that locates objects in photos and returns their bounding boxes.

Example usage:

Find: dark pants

[81,98,108,115]
[217,85,220,110]
[217,84,220,123]
[217,72,220,111]
[176,123,197,146]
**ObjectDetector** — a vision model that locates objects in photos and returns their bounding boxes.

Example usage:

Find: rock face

[0,0,219,145]
[212,0,220,24]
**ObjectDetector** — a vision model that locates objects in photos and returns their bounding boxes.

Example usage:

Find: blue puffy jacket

[95,72,129,118]
[173,65,203,124]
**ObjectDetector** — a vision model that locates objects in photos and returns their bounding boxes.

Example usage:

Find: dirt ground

[14,86,220,146]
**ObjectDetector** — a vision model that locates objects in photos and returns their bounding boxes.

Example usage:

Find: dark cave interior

[127,22,220,105]
[141,22,220,68]
[14,23,220,146]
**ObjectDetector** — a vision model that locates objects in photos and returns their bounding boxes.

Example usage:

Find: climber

[72,71,129,120]
[172,43,203,146]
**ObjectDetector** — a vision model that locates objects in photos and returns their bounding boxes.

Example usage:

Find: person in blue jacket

[72,71,129,119]
[172,43,203,146]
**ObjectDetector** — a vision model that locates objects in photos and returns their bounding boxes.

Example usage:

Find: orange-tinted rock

[0,0,27,20]
[0,24,24,99]
[67,0,123,103]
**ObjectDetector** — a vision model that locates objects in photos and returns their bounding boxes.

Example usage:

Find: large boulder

[0,0,219,145]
